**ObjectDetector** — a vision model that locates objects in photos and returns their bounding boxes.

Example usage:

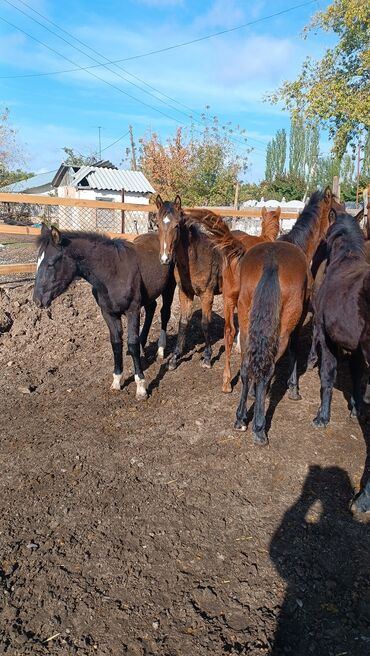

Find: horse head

[33,224,77,308]
[155,194,183,265]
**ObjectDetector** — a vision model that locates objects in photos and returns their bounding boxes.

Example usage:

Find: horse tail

[184,209,245,261]
[246,253,281,383]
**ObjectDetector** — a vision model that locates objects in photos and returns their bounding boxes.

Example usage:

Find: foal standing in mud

[155,195,223,370]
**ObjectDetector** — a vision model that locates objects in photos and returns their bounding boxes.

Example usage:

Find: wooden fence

[0,193,300,277]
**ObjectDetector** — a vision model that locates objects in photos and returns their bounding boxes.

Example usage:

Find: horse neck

[69,237,109,285]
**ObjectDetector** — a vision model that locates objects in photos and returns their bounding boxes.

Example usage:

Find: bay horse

[183,206,281,392]
[33,225,175,399]
[312,214,370,428]
[155,195,223,370]
[220,188,338,444]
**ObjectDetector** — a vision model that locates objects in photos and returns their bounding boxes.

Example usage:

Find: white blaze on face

[163,215,170,224]
[161,241,168,263]
[36,251,45,272]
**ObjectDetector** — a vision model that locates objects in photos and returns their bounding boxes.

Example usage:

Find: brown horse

[155,195,223,370]
[221,188,340,444]
[184,206,281,392]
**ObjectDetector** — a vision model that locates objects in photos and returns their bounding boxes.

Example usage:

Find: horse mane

[278,190,324,251]
[261,209,281,242]
[183,208,245,260]
[37,230,129,252]
[326,213,365,259]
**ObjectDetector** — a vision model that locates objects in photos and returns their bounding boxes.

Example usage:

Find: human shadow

[269,465,370,655]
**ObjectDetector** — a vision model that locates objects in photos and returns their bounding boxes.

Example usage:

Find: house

[0,170,58,195]
[0,161,155,233]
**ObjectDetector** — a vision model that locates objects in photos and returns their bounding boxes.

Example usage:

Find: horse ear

[156,194,163,210]
[261,206,267,219]
[174,195,182,210]
[51,226,61,246]
[275,206,281,218]
[324,186,332,203]
[329,208,337,223]
[41,222,50,236]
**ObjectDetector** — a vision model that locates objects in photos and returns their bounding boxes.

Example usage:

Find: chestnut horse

[312,214,370,428]
[221,188,339,444]
[155,195,223,370]
[184,206,281,392]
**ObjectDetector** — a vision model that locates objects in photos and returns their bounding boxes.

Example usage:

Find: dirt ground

[1,280,370,655]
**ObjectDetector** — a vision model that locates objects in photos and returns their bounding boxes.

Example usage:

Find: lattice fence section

[0,201,151,235]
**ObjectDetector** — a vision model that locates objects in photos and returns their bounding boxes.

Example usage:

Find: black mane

[326,213,365,258]
[278,190,324,250]
[37,229,129,252]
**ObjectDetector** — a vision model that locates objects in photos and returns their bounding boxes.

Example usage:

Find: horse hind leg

[222,301,236,393]
[313,334,337,428]
[287,328,302,401]
[140,300,157,356]
[234,357,249,431]
[127,306,148,400]
[251,377,270,446]
[349,348,365,418]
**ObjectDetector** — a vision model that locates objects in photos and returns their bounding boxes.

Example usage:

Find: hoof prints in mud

[1,282,370,655]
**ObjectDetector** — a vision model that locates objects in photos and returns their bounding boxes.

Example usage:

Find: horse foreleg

[287,328,302,400]
[157,275,176,360]
[127,306,147,400]
[349,348,365,418]
[140,300,157,355]
[313,334,337,428]
[307,321,319,370]
[168,288,193,370]
[101,310,123,390]
[200,288,215,369]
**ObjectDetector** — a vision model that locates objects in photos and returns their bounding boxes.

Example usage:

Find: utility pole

[355,142,363,208]
[96,126,102,160]
[129,125,137,170]
[234,181,240,209]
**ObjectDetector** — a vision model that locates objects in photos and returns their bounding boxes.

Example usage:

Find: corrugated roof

[75,167,155,193]
[0,170,57,192]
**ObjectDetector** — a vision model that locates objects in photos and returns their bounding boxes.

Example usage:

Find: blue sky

[0,0,332,182]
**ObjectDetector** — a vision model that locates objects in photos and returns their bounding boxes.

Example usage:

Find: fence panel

[0,193,299,282]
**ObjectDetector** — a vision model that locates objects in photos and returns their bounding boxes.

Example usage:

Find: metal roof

[75,167,155,193]
[0,170,58,192]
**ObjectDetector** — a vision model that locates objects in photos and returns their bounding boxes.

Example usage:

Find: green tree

[139,113,250,206]
[260,174,306,202]
[265,129,287,181]
[62,147,98,166]
[289,117,306,178]
[0,107,28,187]
[269,0,370,157]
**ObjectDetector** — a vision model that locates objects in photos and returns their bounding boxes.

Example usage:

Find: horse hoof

[252,431,268,446]
[157,347,165,360]
[136,391,148,401]
[222,383,232,394]
[234,419,247,431]
[307,359,317,371]
[248,389,256,400]
[288,388,302,401]
[312,415,328,428]
[351,493,370,513]
[202,359,211,369]
[168,359,177,371]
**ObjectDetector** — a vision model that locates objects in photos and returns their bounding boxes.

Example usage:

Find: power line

[0,0,317,72]
[1,0,266,149]
[2,0,200,125]
[11,0,202,120]
[0,14,185,125]
[101,131,130,153]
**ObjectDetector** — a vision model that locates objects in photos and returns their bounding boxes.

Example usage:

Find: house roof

[77,167,155,193]
[52,163,154,194]
[0,170,58,192]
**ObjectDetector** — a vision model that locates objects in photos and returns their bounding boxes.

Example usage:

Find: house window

[96,196,114,203]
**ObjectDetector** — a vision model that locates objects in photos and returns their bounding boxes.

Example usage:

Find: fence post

[332,176,340,201]
[121,189,125,233]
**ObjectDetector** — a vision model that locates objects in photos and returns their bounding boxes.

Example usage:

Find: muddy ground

[0,281,370,655]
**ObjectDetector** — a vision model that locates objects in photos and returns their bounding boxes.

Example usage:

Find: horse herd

[33,187,370,511]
